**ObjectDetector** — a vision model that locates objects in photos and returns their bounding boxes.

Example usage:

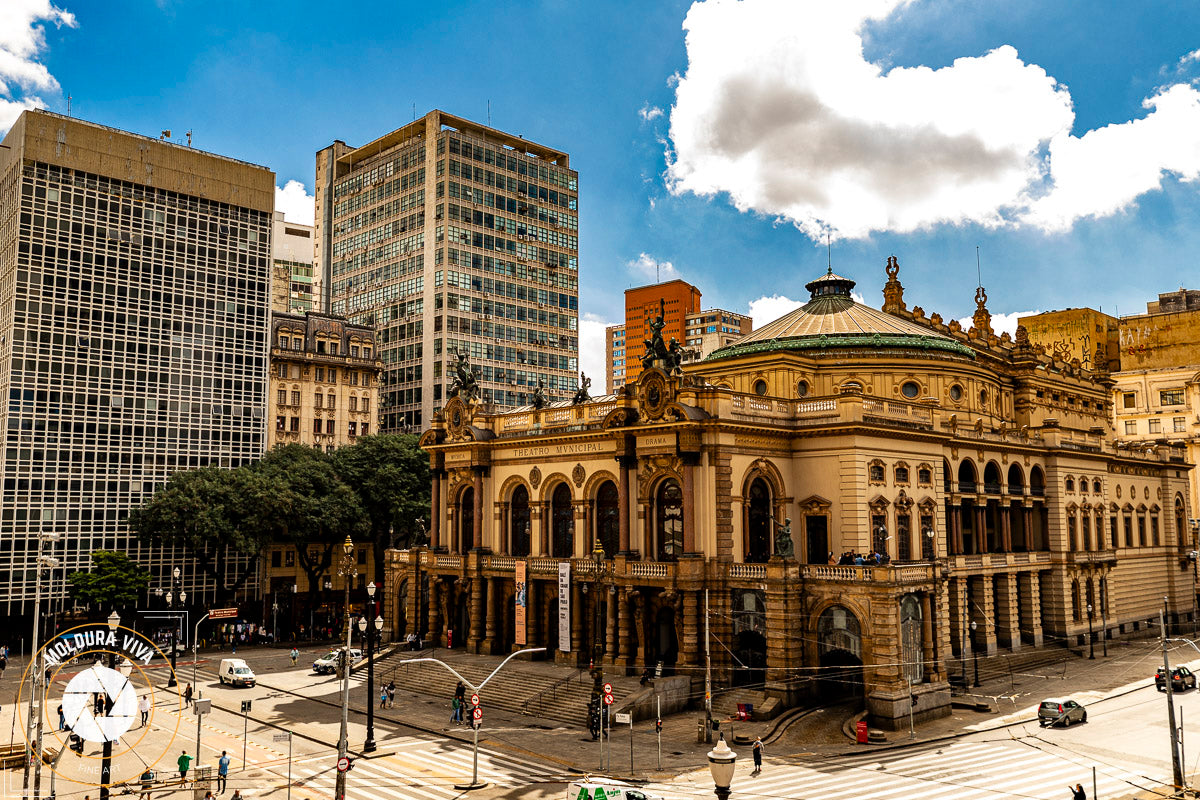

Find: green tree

[127,466,288,604]
[332,434,431,589]
[257,444,368,596]
[67,550,151,613]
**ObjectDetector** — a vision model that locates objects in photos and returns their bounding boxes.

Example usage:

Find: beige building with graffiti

[389,258,1193,728]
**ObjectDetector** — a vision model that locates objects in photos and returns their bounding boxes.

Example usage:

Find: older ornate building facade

[393,259,1193,727]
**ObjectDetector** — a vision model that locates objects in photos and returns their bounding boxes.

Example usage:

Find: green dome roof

[707,269,974,361]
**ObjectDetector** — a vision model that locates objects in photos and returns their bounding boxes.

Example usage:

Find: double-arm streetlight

[1087,603,1095,659]
[99,610,121,800]
[334,536,355,800]
[358,581,383,753]
[154,567,186,687]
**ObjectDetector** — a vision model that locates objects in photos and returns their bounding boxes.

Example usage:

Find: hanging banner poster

[515,560,528,646]
[558,561,571,652]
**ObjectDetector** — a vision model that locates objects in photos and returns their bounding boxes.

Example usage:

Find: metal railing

[519,667,587,717]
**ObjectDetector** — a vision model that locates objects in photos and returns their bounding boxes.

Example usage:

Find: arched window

[1007,464,1025,495]
[551,484,573,558]
[983,463,1001,494]
[458,487,474,554]
[510,485,531,557]
[655,479,684,561]
[957,461,977,494]
[1093,479,1102,494]
[745,478,771,563]
[1030,466,1045,497]
[595,481,619,559]
[1071,580,1081,622]
[1065,477,1075,492]
[1177,495,1188,548]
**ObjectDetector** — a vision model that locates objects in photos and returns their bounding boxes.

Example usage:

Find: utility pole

[1162,604,1184,791]
[335,536,355,800]
[704,589,712,743]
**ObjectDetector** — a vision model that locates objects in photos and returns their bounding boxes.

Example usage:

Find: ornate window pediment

[868,494,891,512]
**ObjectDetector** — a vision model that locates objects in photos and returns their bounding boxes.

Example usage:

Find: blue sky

[5,0,1200,388]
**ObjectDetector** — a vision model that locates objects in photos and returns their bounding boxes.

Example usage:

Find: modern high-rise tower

[0,110,275,618]
[315,110,579,433]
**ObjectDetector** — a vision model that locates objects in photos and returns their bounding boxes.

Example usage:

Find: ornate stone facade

[392,259,1194,729]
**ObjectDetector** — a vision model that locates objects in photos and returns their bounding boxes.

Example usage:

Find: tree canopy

[67,550,152,613]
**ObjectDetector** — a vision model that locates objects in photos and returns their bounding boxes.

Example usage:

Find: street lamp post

[334,536,355,800]
[969,620,980,687]
[1190,519,1199,638]
[1087,603,1095,659]
[162,567,185,688]
[360,581,380,753]
[707,734,737,800]
[1101,577,1109,657]
[99,610,120,800]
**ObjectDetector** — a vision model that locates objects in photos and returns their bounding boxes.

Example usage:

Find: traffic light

[655,718,662,734]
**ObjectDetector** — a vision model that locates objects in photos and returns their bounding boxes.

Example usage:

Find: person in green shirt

[177,750,193,783]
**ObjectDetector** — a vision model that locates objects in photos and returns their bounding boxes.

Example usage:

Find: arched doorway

[458,487,474,553]
[551,484,573,558]
[818,605,864,701]
[652,604,679,672]
[745,478,771,563]
[732,589,767,687]
[511,485,531,557]
[595,481,619,558]
[655,479,684,561]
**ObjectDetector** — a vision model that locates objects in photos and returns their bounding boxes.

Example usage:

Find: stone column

[948,576,967,659]
[427,578,442,648]
[950,506,962,554]
[974,506,986,554]
[498,503,509,556]
[632,592,647,669]
[530,505,544,557]
[448,492,459,553]
[467,578,484,653]
[617,456,633,554]
[473,468,485,550]
[994,573,1021,651]
[483,576,497,655]
[1018,571,1044,646]
[1001,507,1012,552]
[921,592,935,681]
[541,502,552,556]
[1023,507,1034,549]
[526,581,541,651]
[568,581,584,665]
[682,456,698,554]
[617,590,632,668]
[681,590,700,669]
[606,587,619,666]
[971,575,997,656]
[430,470,442,549]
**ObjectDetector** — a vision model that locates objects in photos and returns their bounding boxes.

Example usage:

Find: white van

[567,779,661,800]
[217,658,256,687]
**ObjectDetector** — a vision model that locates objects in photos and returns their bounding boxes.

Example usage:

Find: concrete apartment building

[682,307,753,365]
[1023,288,1200,531]
[268,311,381,451]
[271,210,317,314]
[314,110,580,433]
[0,110,275,618]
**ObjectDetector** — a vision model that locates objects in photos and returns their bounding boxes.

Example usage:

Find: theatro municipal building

[390,258,1193,727]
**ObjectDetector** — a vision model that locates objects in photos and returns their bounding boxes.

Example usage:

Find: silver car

[1038,698,1087,727]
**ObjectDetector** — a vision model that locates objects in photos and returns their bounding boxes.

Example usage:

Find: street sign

[603,694,614,705]
[272,733,290,743]
[209,607,239,620]
[194,698,211,716]
[602,683,613,694]
[614,712,631,724]
[337,756,351,773]
[472,707,482,720]
[470,693,480,706]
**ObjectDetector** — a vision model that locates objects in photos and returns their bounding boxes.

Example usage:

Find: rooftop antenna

[67,94,71,117]
[976,245,982,288]
[186,130,192,147]
[412,103,416,122]
[487,99,491,127]
[826,231,832,275]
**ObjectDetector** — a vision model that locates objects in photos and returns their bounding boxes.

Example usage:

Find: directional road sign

[470,694,480,706]
[337,756,351,772]
[602,683,613,694]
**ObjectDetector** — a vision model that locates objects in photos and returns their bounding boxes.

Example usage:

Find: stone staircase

[372,648,644,726]
[950,642,1076,689]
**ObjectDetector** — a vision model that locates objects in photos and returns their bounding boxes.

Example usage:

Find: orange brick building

[622,280,702,383]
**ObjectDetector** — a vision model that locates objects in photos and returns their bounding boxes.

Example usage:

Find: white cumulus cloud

[0,0,76,135]
[665,0,1200,238]
[639,103,664,122]
[747,294,803,328]
[956,309,1040,337]
[578,312,617,395]
[275,180,315,226]
[627,252,680,281]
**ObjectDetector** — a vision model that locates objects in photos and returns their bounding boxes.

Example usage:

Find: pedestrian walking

[290,647,299,666]
[230,791,243,800]
[386,681,396,708]
[752,737,764,774]
[0,653,7,678]
[177,749,193,783]
[1070,784,1086,800]
[184,683,193,707]
[138,768,154,800]
[217,750,230,793]
[57,704,65,730]
[139,694,151,728]
[380,686,388,708]
[451,694,462,724]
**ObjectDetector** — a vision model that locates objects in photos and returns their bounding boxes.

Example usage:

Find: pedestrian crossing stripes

[647,739,1157,800]
[268,740,557,800]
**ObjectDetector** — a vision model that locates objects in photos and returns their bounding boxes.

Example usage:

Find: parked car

[1156,666,1197,692]
[1037,698,1087,727]
[312,648,363,675]
[217,658,256,687]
